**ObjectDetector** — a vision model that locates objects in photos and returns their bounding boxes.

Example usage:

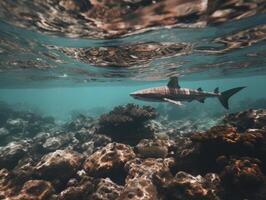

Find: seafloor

[0,102,266,200]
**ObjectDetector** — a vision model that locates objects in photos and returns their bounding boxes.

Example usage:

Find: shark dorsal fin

[198,98,205,103]
[167,77,180,88]
[214,87,219,93]
[197,87,203,92]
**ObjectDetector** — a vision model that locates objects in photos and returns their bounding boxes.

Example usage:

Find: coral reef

[135,138,176,158]
[83,142,135,183]
[160,171,221,200]
[219,156,265,199]
[35,149,84,182]
[121,158,171,200]
[0,105,266,200]
[13,180,55,200]
[57,176,94,200]
[90,178,123,200]
[0,140,31,169]
[0,103,55,146]
[223,109,266,132]
[98,104,157,145]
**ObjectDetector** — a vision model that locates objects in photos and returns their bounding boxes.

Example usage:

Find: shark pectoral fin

[163,98,182,106]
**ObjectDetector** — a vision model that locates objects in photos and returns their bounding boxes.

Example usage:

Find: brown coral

[154,168,221,200]
[90,178,124,200]
[58,176,94,200]
[221,157,264,189]
[120,158,172,200]
[83,143,136,180]
[224,109,266,132]
[135,138,176,159]
[191,125,240,145]
[0,170,55,200]
[97,104,157,145]
[13,180,55,200]
[35,149,83,181]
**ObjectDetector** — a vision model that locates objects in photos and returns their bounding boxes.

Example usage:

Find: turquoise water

[0,76,265,121]
[0,1,265,120]
[1,1,266,200]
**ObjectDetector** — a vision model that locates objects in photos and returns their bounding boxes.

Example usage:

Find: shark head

[130,89,163,102]
[130,91,144,100]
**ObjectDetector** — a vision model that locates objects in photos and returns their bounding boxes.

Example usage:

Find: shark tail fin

[218,87,246,109]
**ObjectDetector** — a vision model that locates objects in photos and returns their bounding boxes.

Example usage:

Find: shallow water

[0,0,265,120]
[0,1,266,199]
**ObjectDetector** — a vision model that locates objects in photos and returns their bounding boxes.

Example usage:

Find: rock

[98,104,157,145]
[90,178,123,200]
[0,140,31,169]
[13,180,55,200]
[224,109,266,132]
[136,138,176,158]
[35,149,83,181]
[83,143,135,182]
[58,176,94,200]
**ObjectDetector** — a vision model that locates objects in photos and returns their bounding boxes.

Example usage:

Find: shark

[130,77,245,109]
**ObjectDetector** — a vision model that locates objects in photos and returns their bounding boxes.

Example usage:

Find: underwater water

[0,1,266,200]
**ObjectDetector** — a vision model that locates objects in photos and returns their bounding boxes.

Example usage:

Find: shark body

[130,77,245,109]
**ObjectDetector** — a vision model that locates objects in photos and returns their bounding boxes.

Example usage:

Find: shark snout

[130,92,138,98]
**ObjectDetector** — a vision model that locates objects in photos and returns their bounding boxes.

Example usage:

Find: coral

[164,172,221,200]
[0,140,31,169]
[0,169,16,198]
[41,133,74,152]
[224,109,266,132]
[120,158,172,200]
[13,180,55,200]
[135,138,176,158]
[191,125,240,146]
[66,114,95,131]
[35,149,83,182]
[83,143,135,182]
[0,105,265,200]
[98,104,157,145]
[118,177,158,200]
[220,157,264,191]
[72,128,111,155]
[58,176,94,200]
[90,178,123,200]
[187,125,266,172]
[0,169,55,200]
[0,103,55,146]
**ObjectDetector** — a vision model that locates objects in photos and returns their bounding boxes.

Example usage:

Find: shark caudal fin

[218,87,245,109]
